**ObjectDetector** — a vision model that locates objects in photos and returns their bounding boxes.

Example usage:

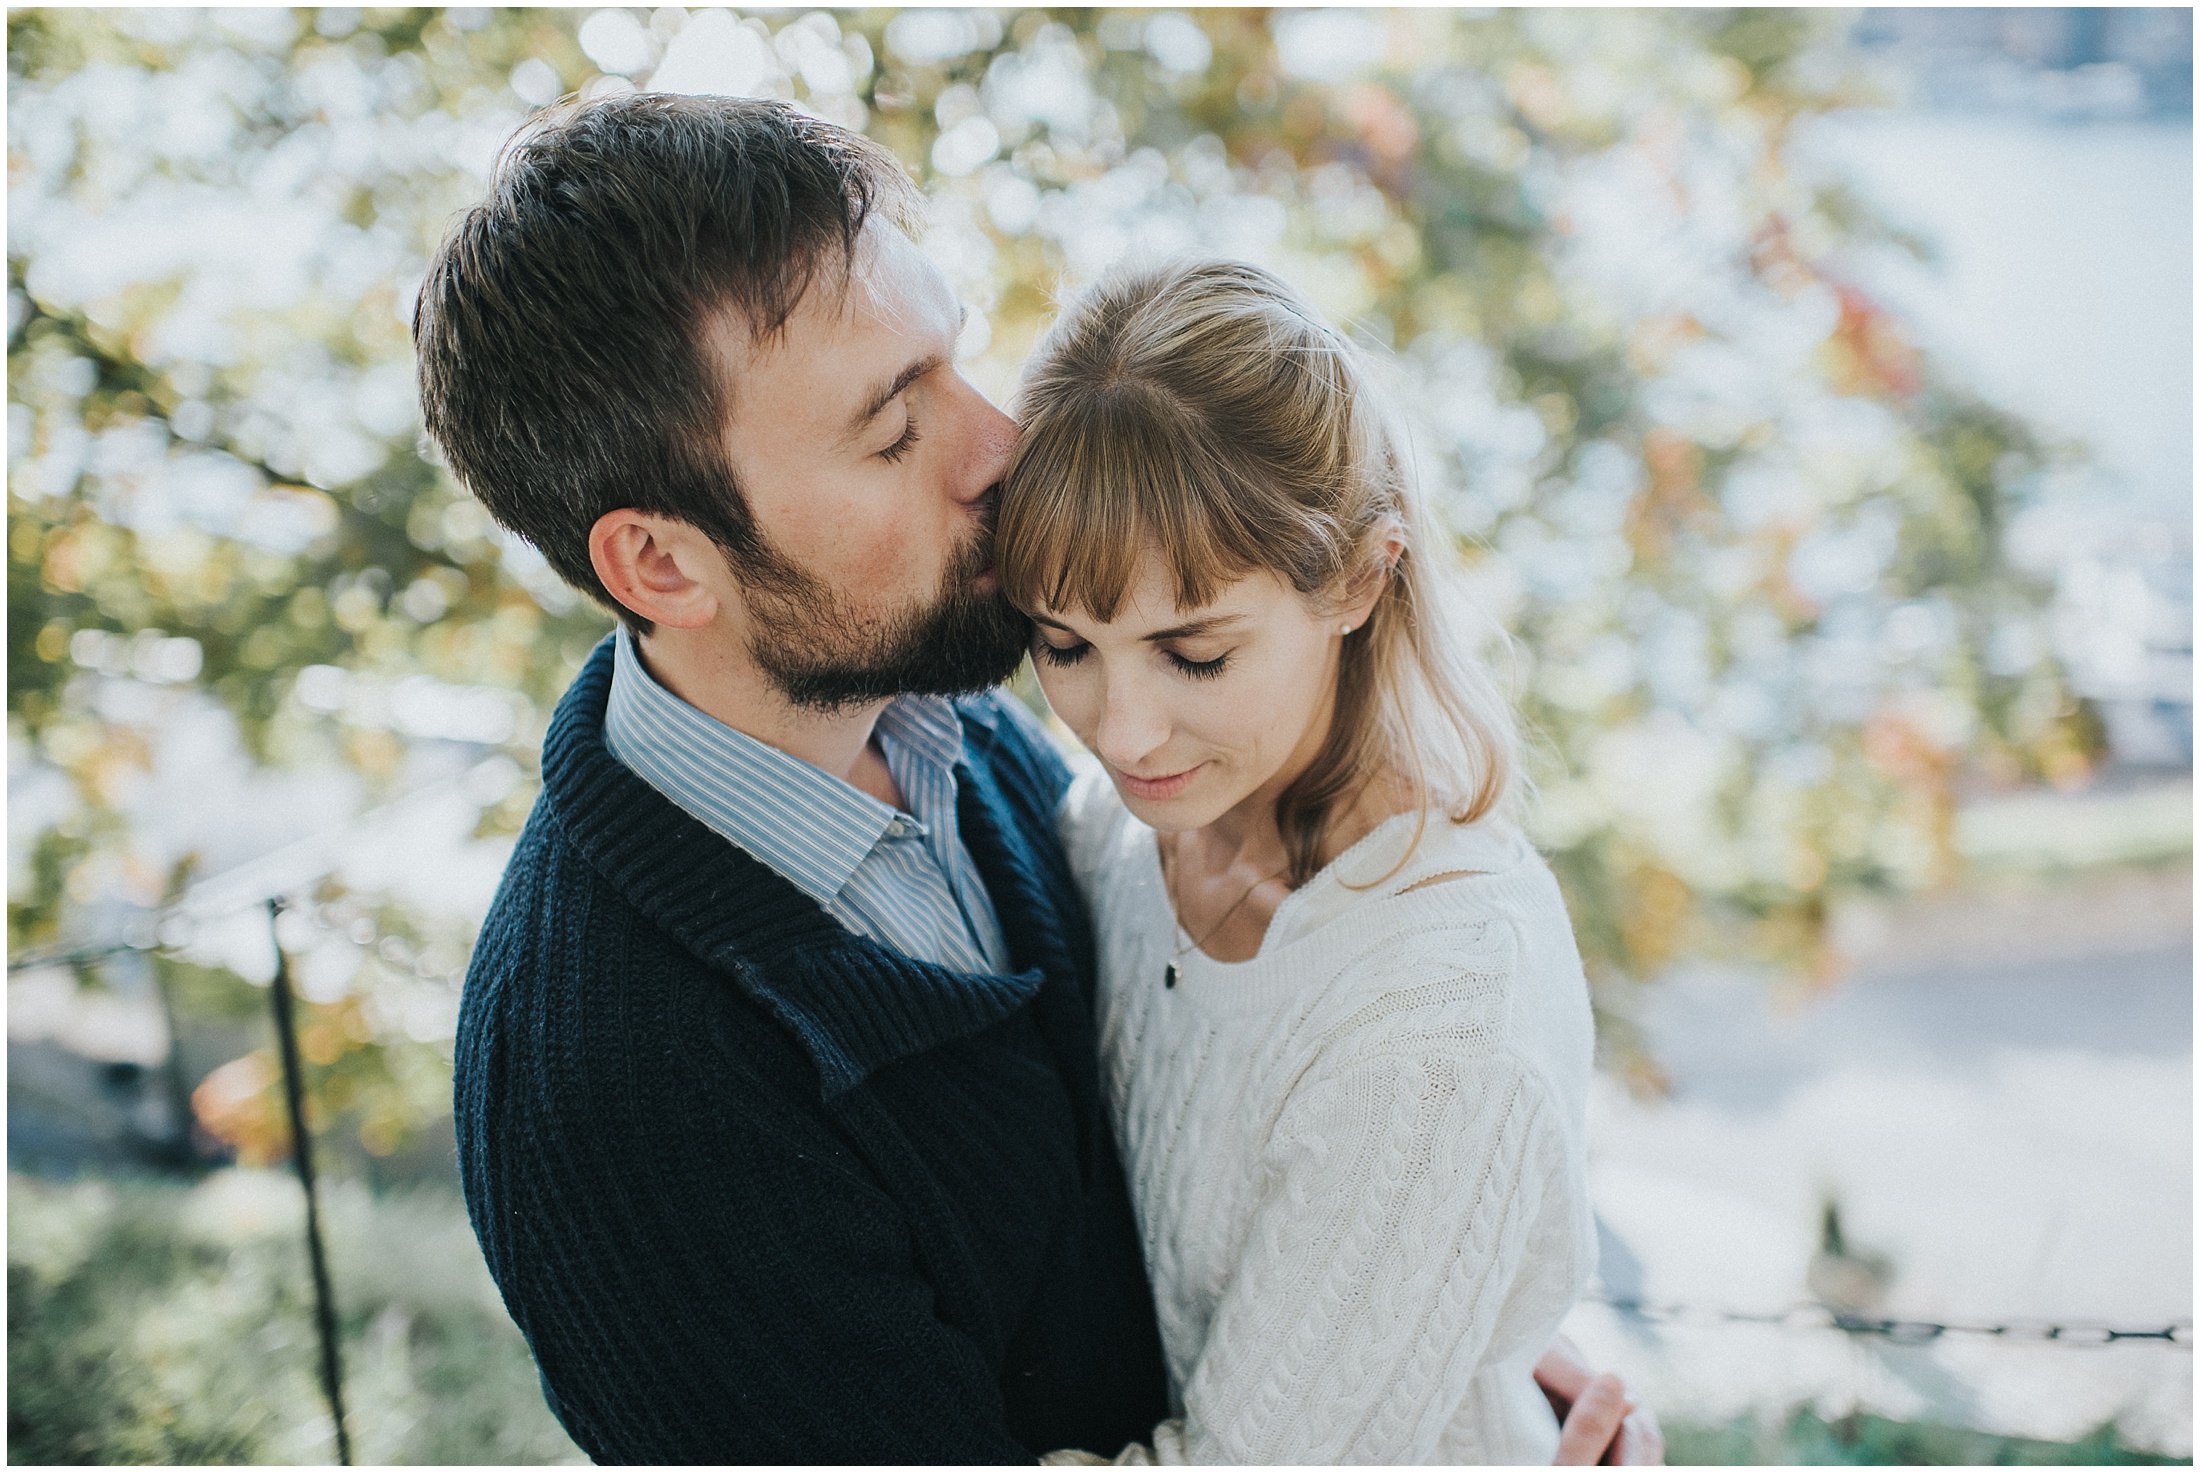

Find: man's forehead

[720,222,950,370]
[845,223,958,327]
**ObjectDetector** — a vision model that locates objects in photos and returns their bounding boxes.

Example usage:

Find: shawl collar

[951,698,1108,1170]
[537,637,1047,1098]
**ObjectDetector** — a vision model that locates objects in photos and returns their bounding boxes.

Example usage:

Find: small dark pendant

[1163,962,1179,989]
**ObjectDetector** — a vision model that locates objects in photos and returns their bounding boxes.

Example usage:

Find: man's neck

[632,625,900,804]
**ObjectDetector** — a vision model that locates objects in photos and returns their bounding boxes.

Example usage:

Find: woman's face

[1029,554,1352,835]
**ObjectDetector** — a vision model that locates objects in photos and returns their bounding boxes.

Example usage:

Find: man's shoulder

[954,688,1075,799]
[951,686,1044,745]
[463,800,800,1084]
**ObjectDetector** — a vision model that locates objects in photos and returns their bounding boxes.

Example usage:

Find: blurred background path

[1570,825,2193,1455]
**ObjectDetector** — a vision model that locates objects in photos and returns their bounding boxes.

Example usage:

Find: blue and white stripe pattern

[603,626,1009,975]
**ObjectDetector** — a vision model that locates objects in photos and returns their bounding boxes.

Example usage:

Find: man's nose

[948,375,1018,506]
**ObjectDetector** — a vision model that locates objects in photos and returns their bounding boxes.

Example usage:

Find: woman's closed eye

[1165,649,1230,679]
[1032,636,1090,668]
[1034,635,1232,681]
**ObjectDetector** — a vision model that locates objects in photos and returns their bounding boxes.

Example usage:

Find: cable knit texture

[454,640,1169,1464]
[1060,772,1597,1465]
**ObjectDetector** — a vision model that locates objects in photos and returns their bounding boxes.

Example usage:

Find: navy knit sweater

[455,640,1169,1463]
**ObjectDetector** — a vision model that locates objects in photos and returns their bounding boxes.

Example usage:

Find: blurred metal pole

[147,956,200,1168]
[267,898,352,1466]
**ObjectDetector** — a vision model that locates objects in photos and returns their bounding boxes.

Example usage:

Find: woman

[999,259,1600,1464]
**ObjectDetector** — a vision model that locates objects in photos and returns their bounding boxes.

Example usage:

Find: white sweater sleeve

[1150,934,1572,1464]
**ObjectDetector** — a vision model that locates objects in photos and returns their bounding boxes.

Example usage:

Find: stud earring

[1340,623,1354,634]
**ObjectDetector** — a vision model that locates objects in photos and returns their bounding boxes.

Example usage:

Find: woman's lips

[1114,763,1203,802]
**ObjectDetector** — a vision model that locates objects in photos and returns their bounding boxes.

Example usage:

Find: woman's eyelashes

[1032,637,1089,668]
[1031,637,1231,680]
[877,412,921,463]
[1166,650,1230,680]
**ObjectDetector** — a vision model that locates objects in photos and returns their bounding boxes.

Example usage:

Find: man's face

[705,222,1027,711]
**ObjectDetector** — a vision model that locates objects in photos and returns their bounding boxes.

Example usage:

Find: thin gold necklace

[1161,835,1290,990]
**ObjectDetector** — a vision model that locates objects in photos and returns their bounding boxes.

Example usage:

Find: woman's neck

[1196,759,1413,878]
[1189,794,1288,876]
[1164,761,1415,965]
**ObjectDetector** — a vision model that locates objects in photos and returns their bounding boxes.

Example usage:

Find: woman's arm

[1162,1032,1578,1464]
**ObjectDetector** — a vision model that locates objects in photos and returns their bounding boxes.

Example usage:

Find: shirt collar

[606,625,967,909]
[874,692,968,776]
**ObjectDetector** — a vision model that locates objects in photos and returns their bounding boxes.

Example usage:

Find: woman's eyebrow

[1030,611,1244,640]
[1144,614,1243,642]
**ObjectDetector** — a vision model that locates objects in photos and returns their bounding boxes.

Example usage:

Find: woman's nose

[1093,677,1171,771]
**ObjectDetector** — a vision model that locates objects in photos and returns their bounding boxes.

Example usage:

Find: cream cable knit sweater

[1058,771,1597,1465]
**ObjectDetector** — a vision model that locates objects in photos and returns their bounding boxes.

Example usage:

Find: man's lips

[1114,763,1203,802]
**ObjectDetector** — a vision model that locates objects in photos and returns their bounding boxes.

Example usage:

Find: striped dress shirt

[602,626,1009,975]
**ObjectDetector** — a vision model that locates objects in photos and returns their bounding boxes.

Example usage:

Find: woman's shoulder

[1289,815,1590,1069]
[1278,810,1557,947]
[1055,762,1146,887]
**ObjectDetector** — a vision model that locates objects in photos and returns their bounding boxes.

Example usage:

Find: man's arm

[465,996,1034,1464]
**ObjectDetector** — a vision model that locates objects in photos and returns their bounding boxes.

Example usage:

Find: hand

[1535,1335,1665,1465]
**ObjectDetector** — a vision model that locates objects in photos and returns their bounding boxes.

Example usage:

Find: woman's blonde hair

[1000,258,1517,885]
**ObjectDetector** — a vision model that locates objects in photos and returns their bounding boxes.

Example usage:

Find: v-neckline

[1145,808,1433,966]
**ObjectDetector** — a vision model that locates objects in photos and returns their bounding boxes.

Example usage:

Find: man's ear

[588,510,722,630]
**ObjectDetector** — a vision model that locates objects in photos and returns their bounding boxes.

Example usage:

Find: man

[415,93,1655,1464]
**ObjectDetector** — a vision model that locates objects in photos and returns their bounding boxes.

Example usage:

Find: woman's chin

[1125,800,1195,833]
[1113,775,1231,833]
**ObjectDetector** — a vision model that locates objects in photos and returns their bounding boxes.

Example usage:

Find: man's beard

[735,517,1030,714]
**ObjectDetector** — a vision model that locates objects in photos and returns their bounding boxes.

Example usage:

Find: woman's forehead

[1037,557,1291,631]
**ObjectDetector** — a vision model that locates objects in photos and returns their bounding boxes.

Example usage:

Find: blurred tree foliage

[9,5,2097,1155]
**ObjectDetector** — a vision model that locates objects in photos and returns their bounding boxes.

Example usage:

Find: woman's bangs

[998,419,1143,621]
[999,408,1254,623]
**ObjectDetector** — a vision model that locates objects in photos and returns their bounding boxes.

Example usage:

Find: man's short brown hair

[413,94,917,624]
